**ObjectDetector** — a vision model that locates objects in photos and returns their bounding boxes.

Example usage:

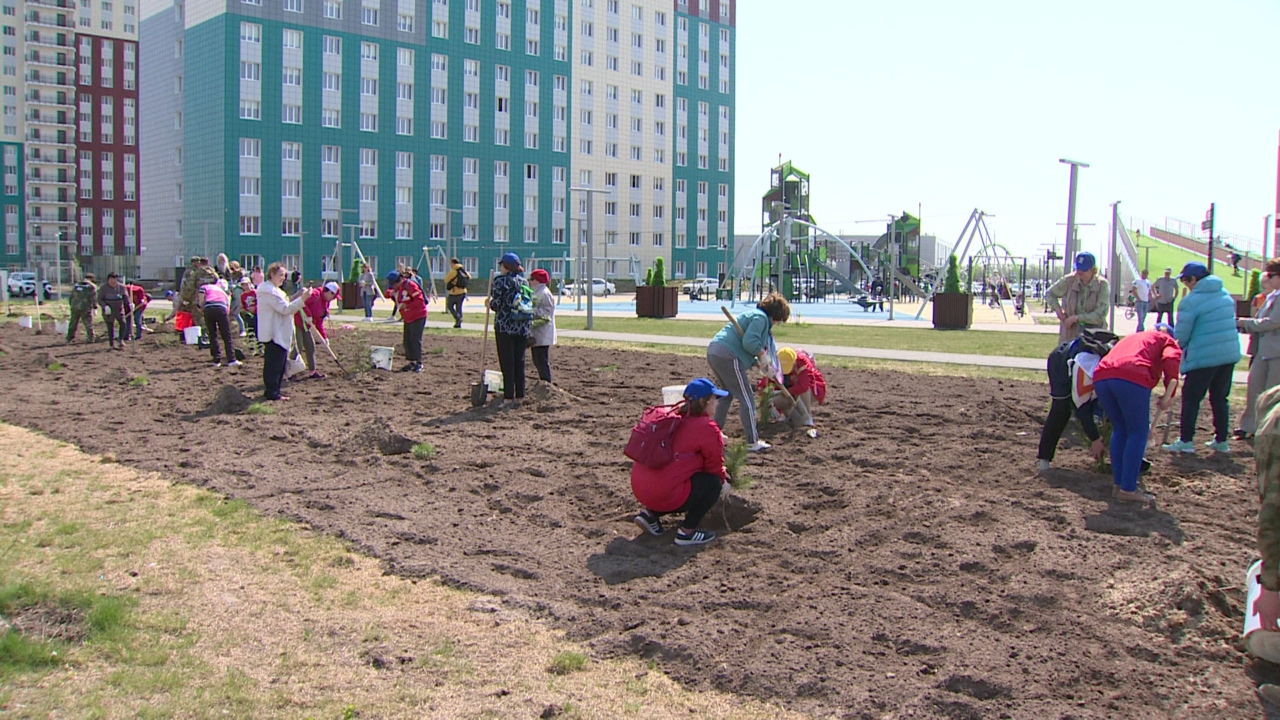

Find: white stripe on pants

[707,343,757,443]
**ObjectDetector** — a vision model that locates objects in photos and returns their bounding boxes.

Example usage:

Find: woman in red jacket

[1092,324,1182,502]
[631,378,729,546]
[386,271,427,372]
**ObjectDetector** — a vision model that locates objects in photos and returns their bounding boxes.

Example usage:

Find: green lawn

[1131,231,1256,297]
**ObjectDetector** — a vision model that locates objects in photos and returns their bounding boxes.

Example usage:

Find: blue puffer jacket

[1174,275,1242,373]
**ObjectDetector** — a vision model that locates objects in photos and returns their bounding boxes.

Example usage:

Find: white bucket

[1244,559,1280,662]
[484,369,503,393]
[370,345,394,371]
[54,320,68,334]
[662,385,685,405]
[183,326,203,345]
[17,315,31,329]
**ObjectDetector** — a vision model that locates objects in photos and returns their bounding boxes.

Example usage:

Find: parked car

[7,272,52,299]
[558,278,616,296]
[681,277,719,299]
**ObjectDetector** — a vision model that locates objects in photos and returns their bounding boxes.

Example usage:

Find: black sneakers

[634,511,663,537]
[674,529,716,546]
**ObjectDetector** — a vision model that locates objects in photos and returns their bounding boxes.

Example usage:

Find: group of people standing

[64,272,151,349]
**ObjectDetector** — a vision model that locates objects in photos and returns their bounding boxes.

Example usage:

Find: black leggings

[650,472,722,530]
[531,345,551,383]
[402,317,425,362]
[495,332,527,399]
[204,305,234,363]
[1180,362,1234,443]
[263,341,288,400]
[1038,398,1075,461]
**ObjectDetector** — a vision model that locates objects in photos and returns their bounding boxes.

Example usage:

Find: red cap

[529,269,550,284]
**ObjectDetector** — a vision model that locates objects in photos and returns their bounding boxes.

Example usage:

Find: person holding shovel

[386,271,427,373]
[1092,325,1182,502]
[122,281,150,341]
[290,281,341,380]
[631,378,730,546]
[97,273,133,351]
[707,292,790,452]
[765,347,826,433]
[257,262,308,401]
[489,252,531,408]
[65,273,98,344]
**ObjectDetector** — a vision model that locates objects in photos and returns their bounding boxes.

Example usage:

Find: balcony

[26,94,73,108]
[25,173,76,186]
[27,0,74,9]
[25,54,72,69]
[25,72,72,88]
[25,113,72,128]
[25,13,73,29]
[25,33,71,49]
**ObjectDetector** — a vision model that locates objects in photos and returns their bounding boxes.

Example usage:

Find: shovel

[470,271,495,407]
[306,320,349,377]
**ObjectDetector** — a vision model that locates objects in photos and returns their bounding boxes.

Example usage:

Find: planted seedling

[723,441,754,490]
[411,442,436,461]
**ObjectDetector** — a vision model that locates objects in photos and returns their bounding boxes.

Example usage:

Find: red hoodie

[1092,331,1182,390]
[293,287,333,339]
[630,413,726,513]
[788,351,827,404]
[125,284,149,312]
[387,280,427,324]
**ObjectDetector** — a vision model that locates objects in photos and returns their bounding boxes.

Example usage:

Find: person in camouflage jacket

[66,273,98,343]
[1254,385,1280,630]
[177,256,218,325]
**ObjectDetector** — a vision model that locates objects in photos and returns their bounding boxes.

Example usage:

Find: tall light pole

[1059,158,1090,262]
[569,186,611,330]
[887,214,898,320]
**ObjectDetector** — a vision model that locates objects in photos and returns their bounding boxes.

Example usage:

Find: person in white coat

[528,269,557,383]
[256,262,307,401]
[1238,259,1280,437]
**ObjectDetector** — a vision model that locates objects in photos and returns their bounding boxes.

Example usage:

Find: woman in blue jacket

[706,292,790,452]
[1163,262,1242,454]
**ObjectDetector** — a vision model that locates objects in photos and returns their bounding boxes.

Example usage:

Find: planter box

[1238,298,1256,318]
[636,285,680,318]
[341,281,359,310]
[932,292,973,330]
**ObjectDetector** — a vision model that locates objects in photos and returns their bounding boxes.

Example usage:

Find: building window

[240,215,261,235]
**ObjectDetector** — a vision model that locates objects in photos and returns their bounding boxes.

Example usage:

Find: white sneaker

[227,360,242,368]
[1036,459,1051,473]
[747,440,771,453]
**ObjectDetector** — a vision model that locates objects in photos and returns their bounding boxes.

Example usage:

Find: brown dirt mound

[207,385,251,415]
[348,418,417,456]
[6,603,88,644]
[0,322,1267,717]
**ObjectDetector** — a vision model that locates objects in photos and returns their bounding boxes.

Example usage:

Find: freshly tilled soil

[0,322,1270,718]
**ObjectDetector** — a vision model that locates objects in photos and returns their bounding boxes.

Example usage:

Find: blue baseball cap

[385,271,401,284]
[684,378,729,400]
[500,252,521,267]
[1074,252,1096,272]
[1178,262,1209,280]
[1154,322,1175,335]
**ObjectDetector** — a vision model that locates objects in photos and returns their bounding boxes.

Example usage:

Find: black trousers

[1037,398,1075,461]
[495,331,527,399]
[263,341,288,399]
[203,305,234,363]
[1154,301,1175,325]
[650,472,722,530]
[403,317,425,362]
[1180,362,1234,443]
[103,307,126,345]
[446,294,465,326]
[531,345,551,382]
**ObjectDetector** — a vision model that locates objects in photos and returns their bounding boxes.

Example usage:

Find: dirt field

[0,321,1270,718]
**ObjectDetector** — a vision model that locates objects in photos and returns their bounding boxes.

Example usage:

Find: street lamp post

[1059,159,1090,262]
[569,186,611,330]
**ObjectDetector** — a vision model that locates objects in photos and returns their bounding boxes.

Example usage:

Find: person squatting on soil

[631,378,731,546]
[257,263,308,401]
[707,292,791,452]
[1164,262,1242,454]
[122,282,150,341]
[198,279,239,368]
[444,258,469,329]
[1046,251,1111,344]
[386,271,427,373]
[292,281,340,380]
[489,252,532,408]
[65,273,98,344]
[764,347,826,431]
[97,273,132,351]
[1093,327,1182,503]
[1237,259,1280,438]
[1252,386,1280,631]
[527,268,557,384]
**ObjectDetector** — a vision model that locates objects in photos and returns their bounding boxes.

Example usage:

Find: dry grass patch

[0,423,800,719]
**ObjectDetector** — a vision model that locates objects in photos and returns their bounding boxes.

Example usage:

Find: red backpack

[624,403,685,469]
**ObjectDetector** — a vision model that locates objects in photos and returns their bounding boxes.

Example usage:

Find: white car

[561,278,615,296]
[681,278,719,299]
[7,272,52,299]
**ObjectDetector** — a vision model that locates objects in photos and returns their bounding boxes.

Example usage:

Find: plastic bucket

[183,326,203,345]
[370,345,394,370]
[17,316,31,328]
[484,369,503,393]
[662,385,685,405]
[1245,559,1280,662]
[54,320,68,334]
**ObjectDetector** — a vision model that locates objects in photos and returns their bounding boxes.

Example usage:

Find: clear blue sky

[734,0,1280,264]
